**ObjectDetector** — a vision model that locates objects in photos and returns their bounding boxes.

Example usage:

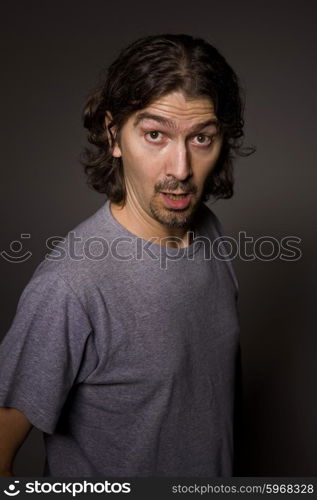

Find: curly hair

[82,34,253,203]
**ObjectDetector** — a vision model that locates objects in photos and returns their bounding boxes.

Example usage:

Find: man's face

[112,91,223,228]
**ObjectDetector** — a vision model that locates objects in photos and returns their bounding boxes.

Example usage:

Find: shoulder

[14,201,118,313]
[195,203,239,294]
[194,202,224,239]
[37,200,114,282]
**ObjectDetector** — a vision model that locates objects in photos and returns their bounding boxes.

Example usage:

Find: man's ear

[105,111,122,158]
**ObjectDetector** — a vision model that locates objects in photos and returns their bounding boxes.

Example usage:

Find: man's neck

[110,201,194,248]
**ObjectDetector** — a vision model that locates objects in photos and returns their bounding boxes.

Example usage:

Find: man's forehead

[133,91,218,130]
[130,93,218,135]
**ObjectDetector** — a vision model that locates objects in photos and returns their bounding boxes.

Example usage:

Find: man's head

[82,34,246,227]
[107,90,223,228]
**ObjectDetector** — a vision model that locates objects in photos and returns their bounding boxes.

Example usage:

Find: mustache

[154,179,197,194]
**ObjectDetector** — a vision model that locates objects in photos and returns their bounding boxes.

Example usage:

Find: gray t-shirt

[0,200,239,477]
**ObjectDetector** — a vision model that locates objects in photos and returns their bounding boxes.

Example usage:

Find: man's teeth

[165,193,188,200]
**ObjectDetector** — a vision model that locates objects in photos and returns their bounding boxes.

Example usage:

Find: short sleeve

[0,270,92,434]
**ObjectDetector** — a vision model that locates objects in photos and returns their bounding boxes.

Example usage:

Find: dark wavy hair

[82,34,254,203]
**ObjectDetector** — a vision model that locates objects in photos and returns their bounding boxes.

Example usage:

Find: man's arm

[0,407,32,476]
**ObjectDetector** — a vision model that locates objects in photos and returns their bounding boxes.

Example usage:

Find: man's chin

[150,203,198,229]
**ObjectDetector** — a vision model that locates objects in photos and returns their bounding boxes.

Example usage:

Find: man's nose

[165,141,192,181]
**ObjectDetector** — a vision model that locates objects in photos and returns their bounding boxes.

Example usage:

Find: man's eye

[146,131,163,142]
[192,134,213,146]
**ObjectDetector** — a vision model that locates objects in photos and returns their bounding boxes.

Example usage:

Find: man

[0,34,246,477]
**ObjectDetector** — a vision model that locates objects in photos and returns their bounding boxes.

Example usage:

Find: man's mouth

[160,192,193,209]
[162,192,190,200]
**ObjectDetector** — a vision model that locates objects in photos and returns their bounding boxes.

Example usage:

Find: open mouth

[162,192,190,200]
[160,192,192,210]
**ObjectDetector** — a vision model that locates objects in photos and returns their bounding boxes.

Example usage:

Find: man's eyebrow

[133,112,219,132]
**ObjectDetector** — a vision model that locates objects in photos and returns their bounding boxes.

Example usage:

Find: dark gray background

[1,0,316,476]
